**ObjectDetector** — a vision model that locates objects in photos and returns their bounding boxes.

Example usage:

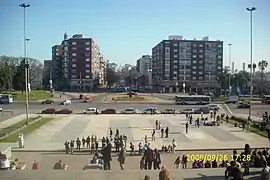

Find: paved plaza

[10,114,269,151]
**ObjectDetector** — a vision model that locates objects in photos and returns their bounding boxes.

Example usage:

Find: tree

[258,60,268,96]
[28,58,43,84]
[106,69,119,86]
[217,67,229,91]
[232,70,250,94]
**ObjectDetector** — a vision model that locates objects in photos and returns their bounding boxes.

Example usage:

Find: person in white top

[0,154,10,170]
[172,140,177,153]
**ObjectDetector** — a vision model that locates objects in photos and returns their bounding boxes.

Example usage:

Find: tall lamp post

[26,38,30,99]
[228,44,232,96]
[246,7,256,120]
[19,3,30,124]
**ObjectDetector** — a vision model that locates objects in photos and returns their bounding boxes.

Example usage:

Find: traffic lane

[226,103,270,117]
[1,103,214,114]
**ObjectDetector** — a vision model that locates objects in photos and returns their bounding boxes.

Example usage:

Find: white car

[120,108,138,114]
[61,100,71,105]
[208,104,221,111]
[0,106,2,111]
[180,108,194,114]
[82,108,100,114]
[143,107,160,114]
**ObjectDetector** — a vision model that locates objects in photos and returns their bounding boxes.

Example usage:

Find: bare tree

[28,58,43,84]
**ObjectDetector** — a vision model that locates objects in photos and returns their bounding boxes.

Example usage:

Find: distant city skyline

[0,0,269,70]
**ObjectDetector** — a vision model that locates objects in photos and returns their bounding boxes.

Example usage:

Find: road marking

[223,104,232,114]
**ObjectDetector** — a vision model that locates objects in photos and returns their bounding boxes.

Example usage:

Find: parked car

[56,108,73,114]
[161,109,175,114]
[83,98,93,103]
[82,108,99,114]
[237,101,250,108]
[41,108,56,114]
[120,108,138,114]
[61,100,72,105]
[208,104,221,111]
[180,108,194,114]
[42,99,54,104]
[101,109,116,114]
[143,107,160,114]
[127,91,137,95]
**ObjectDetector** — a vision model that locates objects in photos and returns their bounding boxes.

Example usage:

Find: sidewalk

[0,114,38,130]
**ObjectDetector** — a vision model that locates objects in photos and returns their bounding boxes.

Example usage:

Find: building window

[72,69,76,72]
[217,44,222,48]
[86,64,90,68]
[193,44,197,47]
[192,55,197,58]
[86,70,90,73]
[192,77,197,80]
[199,55,203,58]
[199,77,203,80]
[199,66,203,69]
[218,55,222,59]
[173,60,178,63]
[85,53,90,57]
[193,49,197,53]
[199,60,203,64]
[217,66,222,69]
[72,47,76,50]
[86,47,90,51]
[173,43,178,47]
[72,59,76,62]
[72,42,76,45]
[72,53,76,56]
[56,53,59,56]
[199,71,203,74]
[71,75,76,78]
[199,49,203,53]
[192,60,197,64]
[173,49,178,52]
[199,44,203,47]
[173,54,178,58]
[86,42,90,45]
[72,64,76,67]
[86,58,90,62]
[192,71,196,74]
[192,66,197,69]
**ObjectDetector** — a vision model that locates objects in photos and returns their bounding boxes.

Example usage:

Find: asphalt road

[226,103,270,117]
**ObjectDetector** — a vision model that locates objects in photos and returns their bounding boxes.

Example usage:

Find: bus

[262,95,270,104]
[175,95,211,105]
[0,94,13,104]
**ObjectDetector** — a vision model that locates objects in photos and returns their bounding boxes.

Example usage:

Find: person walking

[118,147,126,170]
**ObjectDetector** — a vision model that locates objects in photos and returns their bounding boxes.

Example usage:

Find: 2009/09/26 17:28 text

[186,154,251,162]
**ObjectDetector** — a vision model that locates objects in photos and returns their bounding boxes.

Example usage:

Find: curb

[11,146,270,153]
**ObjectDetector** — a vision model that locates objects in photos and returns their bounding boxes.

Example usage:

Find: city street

[226,103,270,117]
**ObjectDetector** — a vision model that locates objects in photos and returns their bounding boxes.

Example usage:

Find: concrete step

[0,168,262,180]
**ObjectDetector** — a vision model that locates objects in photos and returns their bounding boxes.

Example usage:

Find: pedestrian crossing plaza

[23,114,269,151]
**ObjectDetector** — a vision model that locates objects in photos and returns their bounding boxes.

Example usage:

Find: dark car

[161,109,175,114]
[56,108,73,114]
[101,109,116,114]
[42,99,54,104]
[41,108,56,114]
[127,91,137,95]
[194,107,210,114]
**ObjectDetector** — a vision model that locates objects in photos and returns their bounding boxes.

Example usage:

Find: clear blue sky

[0,0,269,70]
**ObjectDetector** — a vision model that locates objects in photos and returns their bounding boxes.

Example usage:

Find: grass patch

[0,117,54,142]
[112,95,148,101]
[228,118,268,138]
[3,90,53,101]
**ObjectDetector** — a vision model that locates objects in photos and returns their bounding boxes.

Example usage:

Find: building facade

[152,36,223,93]
[136,55,152,85]
[52,33,105,91]
[51,45,63,89]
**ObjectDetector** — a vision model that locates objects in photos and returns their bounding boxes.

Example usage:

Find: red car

[83,97,93,103]
[101,109,116,114]
[56,108,73,114]
[41,108,56,114]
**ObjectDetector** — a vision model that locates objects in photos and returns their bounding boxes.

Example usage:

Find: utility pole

[246,7,257,120]
[19,3,30,125]
[228,44,232,96]
[79,72,82,93]
[26,38,30,99]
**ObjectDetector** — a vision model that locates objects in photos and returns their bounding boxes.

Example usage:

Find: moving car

[120,108,139,114]
[225,96,239,104]
[180,108,194,114]
[83,98,93,103]
[161,109,175,114]
[142,107,160,114]
[41,108,56,114]
[56,108,73,114]
[101,109,116,114]
[194,107,210,114]
[82,108,100,114]
[61,100,71,105]
[127,91,137,95]
[42,99,54,104]
[237,101,250,108]
[208,104,221,111]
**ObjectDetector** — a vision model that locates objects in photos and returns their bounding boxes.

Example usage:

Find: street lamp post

[246,7,256,119]
[228,44,232,96]
[19,3,30,124]
[26,38,30,99]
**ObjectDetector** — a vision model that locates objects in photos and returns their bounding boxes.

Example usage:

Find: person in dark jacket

[243,144,251,175]
[102,144,112,170]
[144,146,154,170]
[153,148,161,170]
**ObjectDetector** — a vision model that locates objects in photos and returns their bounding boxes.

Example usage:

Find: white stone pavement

[13,114,270,151]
